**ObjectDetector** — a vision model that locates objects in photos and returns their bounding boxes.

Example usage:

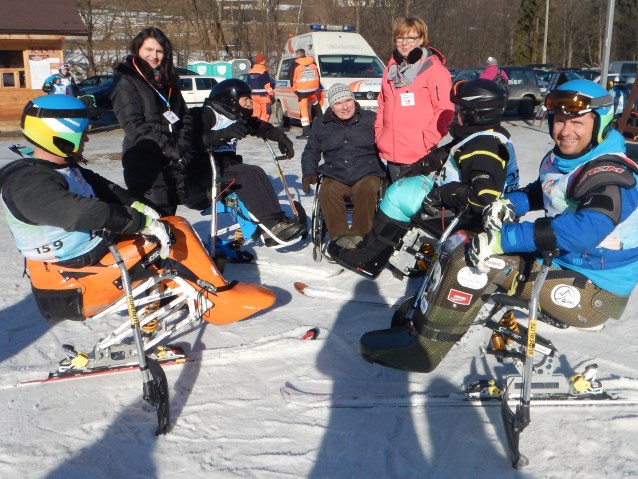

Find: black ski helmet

[450,78,507,126]
[208,78,253,119]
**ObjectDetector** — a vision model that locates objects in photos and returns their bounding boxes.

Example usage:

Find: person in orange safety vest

[246,53,274,122]
[291,49,321,139]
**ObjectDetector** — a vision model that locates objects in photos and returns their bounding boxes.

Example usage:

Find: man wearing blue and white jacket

[470,79,638,329]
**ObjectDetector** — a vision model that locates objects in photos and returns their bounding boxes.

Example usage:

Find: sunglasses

[544,90,612,116]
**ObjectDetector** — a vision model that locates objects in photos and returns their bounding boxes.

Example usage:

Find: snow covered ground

[0,117,636,479]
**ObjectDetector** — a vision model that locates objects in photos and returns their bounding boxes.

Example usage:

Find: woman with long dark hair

[112,27,193,216]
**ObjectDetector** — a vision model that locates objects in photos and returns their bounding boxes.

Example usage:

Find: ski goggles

[544,90,613,116]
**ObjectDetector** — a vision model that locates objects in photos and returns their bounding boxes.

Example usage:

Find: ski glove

[421,185,442,217]
[482,198,516,231]
[222,122,250,141]
[396,146,448,179]
[278,135,295,159]
[468,230,503,274]
[169,151,193,172]
[141,217,172,259]
[131,201,160,220]
[302,174,318,193]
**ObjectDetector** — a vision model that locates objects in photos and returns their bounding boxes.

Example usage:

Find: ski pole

[501,249,556,468]
[208,149,219,258]
[264,139,301,219]
[108,243,170,435]
[518,252,555,419]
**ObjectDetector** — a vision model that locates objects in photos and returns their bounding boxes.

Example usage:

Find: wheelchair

[310,174,385,263]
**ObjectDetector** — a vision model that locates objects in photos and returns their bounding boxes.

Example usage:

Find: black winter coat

[301,105,385,185]
[111,56,193,214]
[0,159,146,235]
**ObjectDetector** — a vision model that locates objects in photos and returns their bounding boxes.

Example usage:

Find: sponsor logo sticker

[551,284,581,309]
[484,257,506,270]
[456,267,488,290]
[447,289,473,306]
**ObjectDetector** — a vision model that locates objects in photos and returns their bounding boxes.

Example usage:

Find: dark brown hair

[129,27,178,84]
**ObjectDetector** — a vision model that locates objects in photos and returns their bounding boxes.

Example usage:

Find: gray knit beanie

[487,57,498,66]
[326,83,355,107]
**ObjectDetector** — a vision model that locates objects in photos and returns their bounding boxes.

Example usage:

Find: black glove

[278,135,294,159]
[222,122,250,141]
[397,146,449,179]
[415,185,441,219]
[302,174,318,193]
[170,151,193,171]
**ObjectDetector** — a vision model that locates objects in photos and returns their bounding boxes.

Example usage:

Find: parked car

[176,67,198,76]
[578,68,600,81]
[178,75,221,107]
[238,73,277,91]
[77,74,113,108]
[447,67,460,81]
[453,67,482,83]
[454,66,542,118]
[534,69,583,96]
[501,66,543,118]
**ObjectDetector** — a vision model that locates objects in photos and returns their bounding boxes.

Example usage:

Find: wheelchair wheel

[310,186,327,262]
[293,200,309,240]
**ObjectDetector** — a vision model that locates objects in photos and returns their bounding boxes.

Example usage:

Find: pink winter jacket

[374,47,454,165]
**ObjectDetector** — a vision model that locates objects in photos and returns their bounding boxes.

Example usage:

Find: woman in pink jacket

[375,16,455,180]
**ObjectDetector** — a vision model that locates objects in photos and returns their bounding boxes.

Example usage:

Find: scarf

[387,47,429,88]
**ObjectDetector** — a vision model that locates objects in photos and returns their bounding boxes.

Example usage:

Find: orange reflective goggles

[544,90,613,116]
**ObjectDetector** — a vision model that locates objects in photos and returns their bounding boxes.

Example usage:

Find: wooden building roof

[0,0,87,36]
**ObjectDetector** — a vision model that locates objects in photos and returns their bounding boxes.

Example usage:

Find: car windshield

[454,68,482,82]
[318,55,384,78]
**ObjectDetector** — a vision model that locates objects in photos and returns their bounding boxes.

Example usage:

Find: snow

[0,117,637,479]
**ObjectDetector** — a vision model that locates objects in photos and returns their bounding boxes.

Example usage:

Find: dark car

[176,66,198,76]
[578,68,600,81]
[238,73,277,90]
[77,74,113,108]
[447,67,461,81]
[534,69,583,96]
[454,66,542,118]
[501,66,543,118]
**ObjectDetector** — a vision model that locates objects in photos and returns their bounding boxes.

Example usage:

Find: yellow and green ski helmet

[21,95,89,157]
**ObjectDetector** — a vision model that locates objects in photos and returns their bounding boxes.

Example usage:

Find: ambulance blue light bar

[309,24,356,32]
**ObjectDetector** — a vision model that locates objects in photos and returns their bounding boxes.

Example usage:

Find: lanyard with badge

[132,59,179,131]
[395,56,422,107]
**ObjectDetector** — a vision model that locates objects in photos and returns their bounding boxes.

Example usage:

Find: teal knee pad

[379,175,435,222]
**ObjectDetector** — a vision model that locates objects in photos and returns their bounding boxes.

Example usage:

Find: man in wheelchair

[329,78,518,278]
[300,83,387,249]
[191,79,305,246]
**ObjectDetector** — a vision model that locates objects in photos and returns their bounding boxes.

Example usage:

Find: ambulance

[272,24,385,127]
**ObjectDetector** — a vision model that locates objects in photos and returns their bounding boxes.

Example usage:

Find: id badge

[163,110,180,124]
[400,92,415,106]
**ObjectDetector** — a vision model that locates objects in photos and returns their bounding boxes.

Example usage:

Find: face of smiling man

[551,111,595,156]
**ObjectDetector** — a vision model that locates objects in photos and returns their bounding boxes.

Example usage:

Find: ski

[5,350,192,389]
[0,327,323,390]
[280,383,634,409]
[293,282,401,307]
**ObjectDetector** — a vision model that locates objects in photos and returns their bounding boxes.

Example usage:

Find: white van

[272,25,385,127]
[179,75,223,108]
